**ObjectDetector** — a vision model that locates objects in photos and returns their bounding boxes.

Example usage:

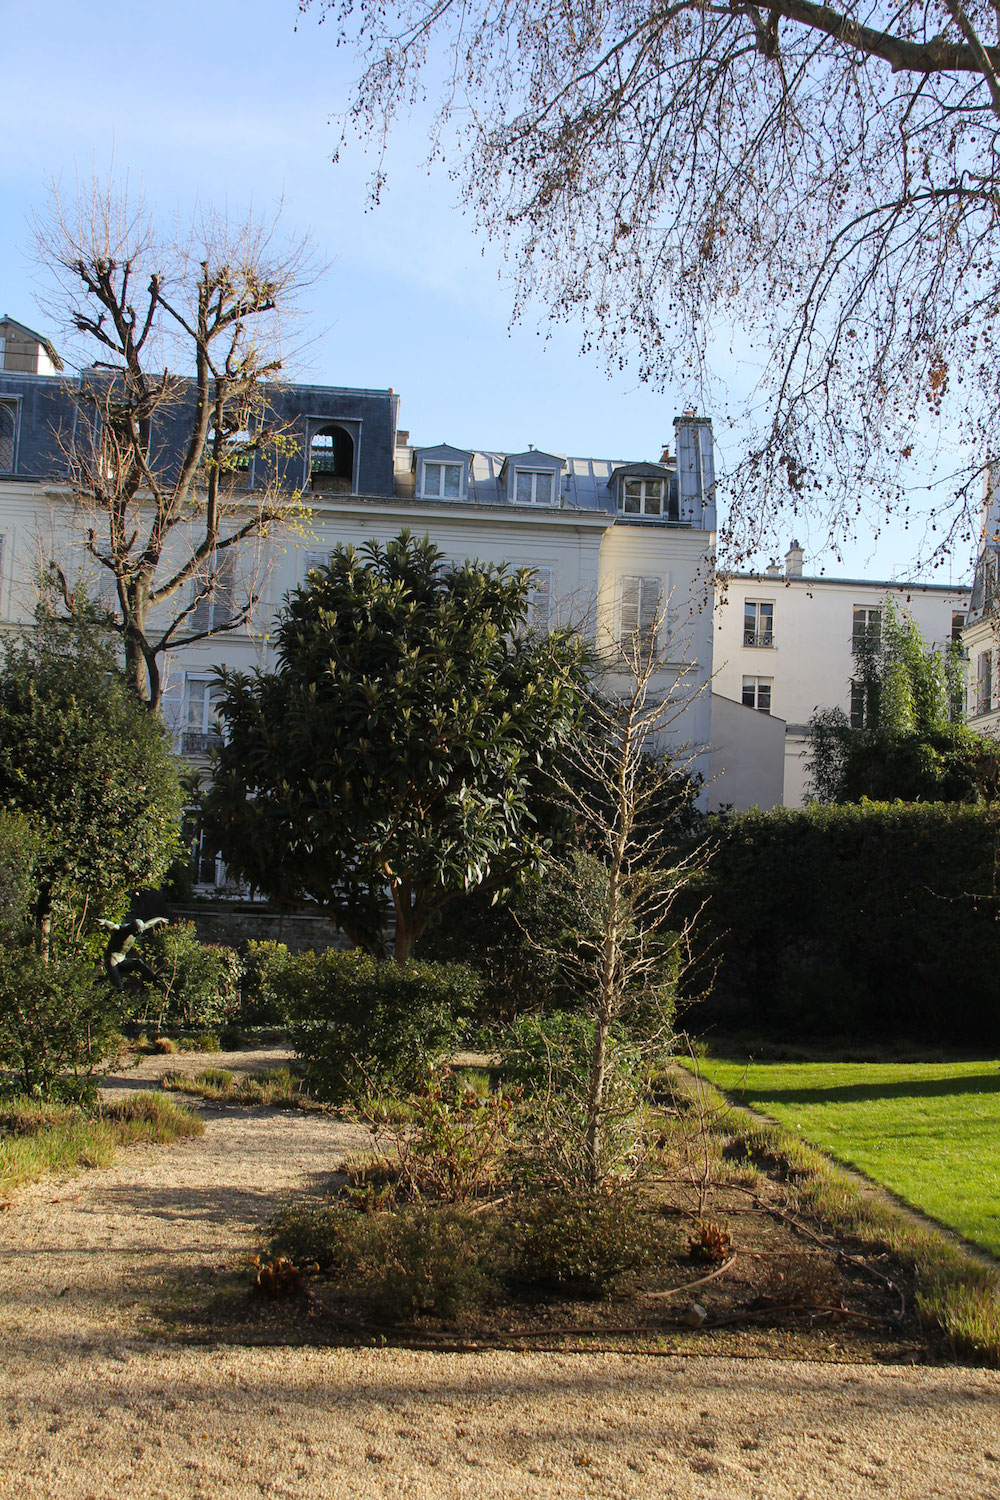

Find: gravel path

[1,1052,999,1498]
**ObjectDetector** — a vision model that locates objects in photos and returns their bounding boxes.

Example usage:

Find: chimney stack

[672,412,716,527]
[784,540,804,578]
[765,559,782,578]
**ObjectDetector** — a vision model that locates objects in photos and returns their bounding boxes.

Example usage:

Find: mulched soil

[162,1127,933,1366]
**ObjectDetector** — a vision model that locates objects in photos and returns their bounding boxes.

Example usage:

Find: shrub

[140,922,241,1031]
[0,811,39,944]
[0,947,123,1093]
[419,851,615,1020]
[267,1201,494,1320]
[503,1190,667,1296]
[356,1067,514,1203]
[283,950,475,1104]
[685,803,1000,1045]
[501,1011,651,1189]
[237,939,295,1026]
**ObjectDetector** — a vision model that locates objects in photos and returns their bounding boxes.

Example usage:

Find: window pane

[535,472,553,505]
[423,463,442,496]
[623,480,641,514]
[643,480,663,515]
[516,471,533,504]
[741,678,756,708]
[443,464,461,497]
[757,681,771,712]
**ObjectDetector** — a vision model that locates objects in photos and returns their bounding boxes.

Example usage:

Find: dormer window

[622,478,664,516]
[0,401,16,472]
[515,469,555,505]
[422,461,463,498]
[309,423,355,493]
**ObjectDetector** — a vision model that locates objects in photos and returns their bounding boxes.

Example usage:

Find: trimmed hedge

[687,803,1000,1046]
[281,949,477,1103]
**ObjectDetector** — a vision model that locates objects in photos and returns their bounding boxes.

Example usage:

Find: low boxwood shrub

[0,946,123,1093]
[283,951,476,1104]
[503,1190,668,1296]
[140,921,241,1031]
[237,939,295,1026]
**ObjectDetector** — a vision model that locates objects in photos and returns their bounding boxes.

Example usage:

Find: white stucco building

[712,543,970,807]
[0,320,720,885]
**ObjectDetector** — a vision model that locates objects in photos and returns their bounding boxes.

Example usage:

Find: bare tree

[310,0,1000,562]
[534,612,712,1189]
[38,183,314,710]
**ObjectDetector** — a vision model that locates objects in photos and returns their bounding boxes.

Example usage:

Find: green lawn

[698,1058,1000,1258]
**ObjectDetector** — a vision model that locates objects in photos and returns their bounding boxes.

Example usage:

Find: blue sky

[0,0,976,584]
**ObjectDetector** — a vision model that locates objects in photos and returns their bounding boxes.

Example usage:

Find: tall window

[952,611,967,641]
[309,424,355,493]
[0,401,16,472]
[621,477,664,516]
[190,550,237,633]
[515,470,555,505]
[529,567,553,630]
[620,575,662,652]
[850,680,879,730]
[852,605,882,653]
[742,676,772,713]
[181,678,224,756]
[421,461,462,498]
[182,809,223,887]
[978,650,993,715]
[743,600,774,647]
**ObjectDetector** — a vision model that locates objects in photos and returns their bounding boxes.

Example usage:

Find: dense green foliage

[419,849,612,1019]
[0,948,123,1092]
[280,949,476,1103]
[688,803,1000,1044]
[808,601,999,803]
[0,811,40,944]
[701,1058,1000,1258]
[140,921,241,1031]
[202,532,586,961]
[0,621,182,953]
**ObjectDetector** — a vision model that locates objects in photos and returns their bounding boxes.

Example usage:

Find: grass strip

[0,1092,204,1197]
[699,1059,1000,1256]
[687,1063,1000,1366]
[159,1065,317,1109]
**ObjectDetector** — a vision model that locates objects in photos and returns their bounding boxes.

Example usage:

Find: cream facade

[0,328,720,887]
[712,544,970,807]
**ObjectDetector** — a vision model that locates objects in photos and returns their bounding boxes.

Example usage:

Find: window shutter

[305,550,329,579]
[530,568,552,630]
[621,576,641,638]
[638,576,662,646]
[189,584,212,634]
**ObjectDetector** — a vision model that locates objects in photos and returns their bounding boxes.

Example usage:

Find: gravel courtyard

[1,1050,998,1499]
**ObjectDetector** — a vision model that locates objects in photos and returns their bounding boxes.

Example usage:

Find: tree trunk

[35,886,53,964]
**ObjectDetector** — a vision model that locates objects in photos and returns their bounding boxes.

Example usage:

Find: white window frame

[180,675,224,757]
[742,675,772,713]
[619,575,663,653]
[743,599,774,648]
[620,477,665,517]
[514,469,556,506]
[978,650,993,715]
[420,460,464,500]
[852,605,882,653]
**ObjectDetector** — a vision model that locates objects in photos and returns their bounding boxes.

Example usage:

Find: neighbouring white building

[963,465,1000,735]
[712,543,970,808]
